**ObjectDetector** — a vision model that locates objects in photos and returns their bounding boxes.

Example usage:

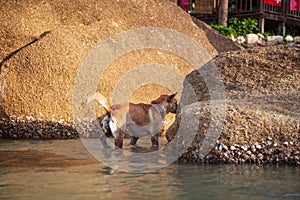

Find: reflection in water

[0,140,299,200]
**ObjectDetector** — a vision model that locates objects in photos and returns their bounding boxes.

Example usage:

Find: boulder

[0,0,241,138]
[166,44,300,163]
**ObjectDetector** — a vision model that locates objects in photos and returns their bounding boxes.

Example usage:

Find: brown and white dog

[88,92,178,148]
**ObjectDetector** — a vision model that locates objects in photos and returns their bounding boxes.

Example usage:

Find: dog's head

[151,93,178,114]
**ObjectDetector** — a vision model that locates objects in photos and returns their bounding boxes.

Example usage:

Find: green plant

[228,17,259,36]
[210,23,237,37]
[261,31,273,38]
[210,17,259,38]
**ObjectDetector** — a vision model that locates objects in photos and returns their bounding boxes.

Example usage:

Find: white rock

[246,34,259,44]
[268,35,284,43]
[26,116,35,121]
[294,36,300,42]
[275,35,284,42]
[230,146,236,151]
[219,144,228,151]
[266,141,272,146]
[257,33,264,39]
[256,144,262,149]
[241,145,248,151]
[267,136,272,140]
[237,36,245,44]
[285,35,293,42]
[267,36,276,42]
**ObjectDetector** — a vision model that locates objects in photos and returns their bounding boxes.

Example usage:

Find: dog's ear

[167,92,177,102]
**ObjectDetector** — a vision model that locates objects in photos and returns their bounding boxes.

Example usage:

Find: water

[0,140,299,200]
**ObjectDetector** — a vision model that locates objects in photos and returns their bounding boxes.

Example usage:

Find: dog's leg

[100,133,108,148]
[130,136,139,145]
[115,130,124,149]
[151,133,159,147]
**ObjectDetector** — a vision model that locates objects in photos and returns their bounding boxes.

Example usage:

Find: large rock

[166,44,300,164]
[0,0,241,139]
[0,0,217,120]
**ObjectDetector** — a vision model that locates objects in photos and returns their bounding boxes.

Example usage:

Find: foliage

[211,17,259,38]
[210,24,236,38]
[228,17,259,36]
[261,31,274,38]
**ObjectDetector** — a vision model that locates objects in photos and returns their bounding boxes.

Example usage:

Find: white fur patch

[109,117,118,138]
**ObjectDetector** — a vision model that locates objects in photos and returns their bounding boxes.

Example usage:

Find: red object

[181,0,189,11]
[290,0,300,12]
[264,0,282,6]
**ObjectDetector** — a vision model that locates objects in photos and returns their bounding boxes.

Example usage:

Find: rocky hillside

[166,43,300,164]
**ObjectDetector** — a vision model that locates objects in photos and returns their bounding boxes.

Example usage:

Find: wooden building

[176,0,300,35]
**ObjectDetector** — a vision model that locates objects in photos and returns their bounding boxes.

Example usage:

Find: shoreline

[1,118,298,166]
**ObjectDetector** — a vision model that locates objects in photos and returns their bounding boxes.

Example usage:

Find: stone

[294,36,300,42]
[267,35,284,44]
[285,35,293,42]
[237,36,246,44]
[0,0,242,123]
[246,34,259,44]
[257,33,264,40]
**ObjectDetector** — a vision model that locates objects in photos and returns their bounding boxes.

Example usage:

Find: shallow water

[0,140,299,200]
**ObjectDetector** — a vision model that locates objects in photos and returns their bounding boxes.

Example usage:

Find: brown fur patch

[128,103,152,126]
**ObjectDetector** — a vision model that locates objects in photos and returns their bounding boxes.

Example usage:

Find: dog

[88,92,178,148]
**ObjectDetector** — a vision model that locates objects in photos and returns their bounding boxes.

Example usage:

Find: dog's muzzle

[171,103,178,114]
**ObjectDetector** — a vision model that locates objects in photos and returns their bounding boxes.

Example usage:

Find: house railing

[229,0,300,19]
[263,2,283,14]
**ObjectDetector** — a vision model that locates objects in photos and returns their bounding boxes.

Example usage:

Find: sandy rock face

[1,0,241,123]
[166,44,300,164]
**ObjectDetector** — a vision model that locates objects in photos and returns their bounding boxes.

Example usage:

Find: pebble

[255,144,262,150]
[246,150,252,155]
[185,139,298,165]
[230,145,236,151]
[1,115,299,166]
[267,136,273,140]
[0,116,78,140]
[266,141,272,146]
[241,145,248,151]
[237,36,246,44]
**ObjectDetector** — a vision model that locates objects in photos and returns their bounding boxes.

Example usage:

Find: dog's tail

[87,92,112,113]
